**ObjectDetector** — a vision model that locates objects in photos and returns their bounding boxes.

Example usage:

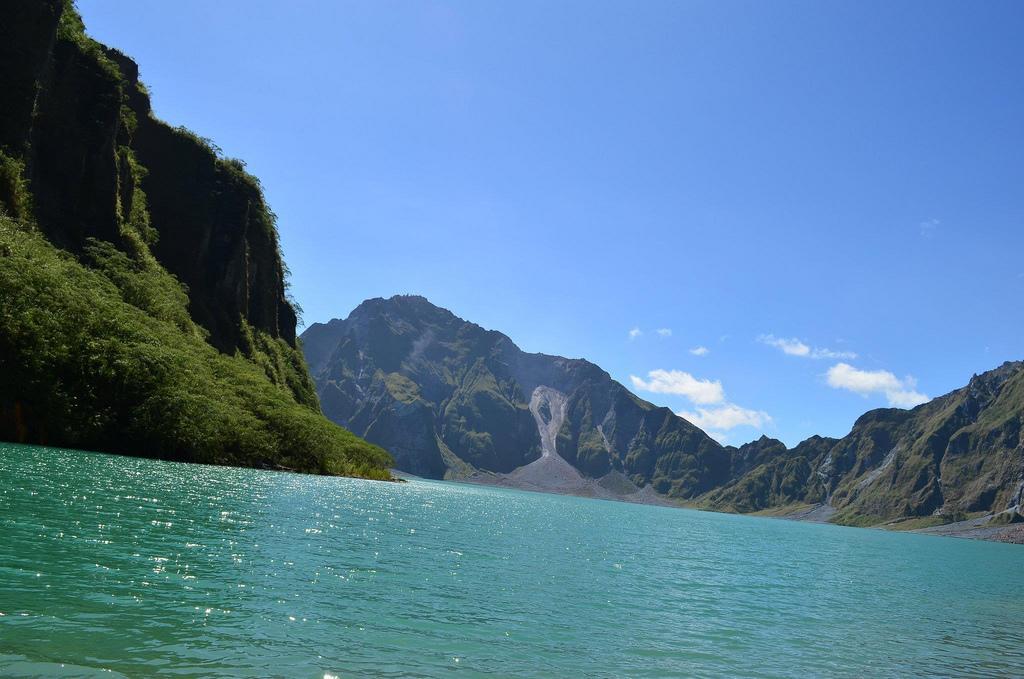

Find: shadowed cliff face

[132,117,297,351]
[302,295,728,493]
[305,296,1024,526]
[0,0,295,354]
[0,1,392,478]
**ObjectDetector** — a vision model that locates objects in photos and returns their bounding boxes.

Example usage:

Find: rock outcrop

[0,0,295,355]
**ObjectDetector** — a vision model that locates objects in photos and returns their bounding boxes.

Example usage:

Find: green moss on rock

[0,0,392,479]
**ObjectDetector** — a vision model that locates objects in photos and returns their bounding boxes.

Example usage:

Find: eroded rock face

[131,113,297,351]
[302,295,726,494]
[0,0,296,354]
[0,1,391,477]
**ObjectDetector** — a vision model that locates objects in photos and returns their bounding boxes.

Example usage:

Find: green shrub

[0,217,393,479]
[0,151,31,219]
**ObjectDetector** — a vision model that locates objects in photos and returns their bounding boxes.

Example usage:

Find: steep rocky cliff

[702,361,1024,527]
[303,296,723,492]
[305,296,1024,527]
[1,0,294,354]
[0,0,391,478]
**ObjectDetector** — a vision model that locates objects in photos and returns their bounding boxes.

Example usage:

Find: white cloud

[920,218,940,237]
[632,367,772,442]
[810,347,858,360]
[628,327,642,340]
[760,334,810,356]
[630,370,724,404]
[706,430,730,445]
[759,334,857,360]
[678,404,773,431]
[825,362,929,408]
[656,328,672,337]
[689,346,710,356]
[886,388,930,408]
[826,363,901,393]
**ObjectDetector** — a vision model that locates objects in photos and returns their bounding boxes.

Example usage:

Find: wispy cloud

[628,327,642,341]
[678,404,772,431]
[760,334,810,356]
[825,362,929,408]
[919,218,940,238]
[656,328,672,337]
[689,346,709,356]
[631,368,771,441]
[705,430,730,445]
[630,370,724,404]
[758,334,857,360]
[810,347,859,360]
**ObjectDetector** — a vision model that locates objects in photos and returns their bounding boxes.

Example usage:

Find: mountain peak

[301,297,722,487]
[347,294,459,325]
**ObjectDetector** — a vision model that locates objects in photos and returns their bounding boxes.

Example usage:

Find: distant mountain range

[303,295,1024,531]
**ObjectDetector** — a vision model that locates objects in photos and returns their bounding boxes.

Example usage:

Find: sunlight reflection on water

[1,443,1023,678]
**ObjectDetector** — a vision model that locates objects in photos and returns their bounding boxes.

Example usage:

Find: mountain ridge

[304,294,723,488]
[304,295,1023,534]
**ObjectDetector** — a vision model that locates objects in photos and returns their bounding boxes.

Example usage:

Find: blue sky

[79,0,1024,446]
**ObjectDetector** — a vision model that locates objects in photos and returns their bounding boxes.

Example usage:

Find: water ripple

[2,443,1023,677]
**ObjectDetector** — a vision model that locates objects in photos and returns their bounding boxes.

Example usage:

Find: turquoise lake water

[1,443,1023,678]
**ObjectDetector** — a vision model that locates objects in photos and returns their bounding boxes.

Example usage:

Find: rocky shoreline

[912,515,1024,544]
[773,503,1024,544]
[453,474,1024,544]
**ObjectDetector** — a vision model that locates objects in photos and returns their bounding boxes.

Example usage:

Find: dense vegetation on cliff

[0,0,391,478]
[305,295,1023,527]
